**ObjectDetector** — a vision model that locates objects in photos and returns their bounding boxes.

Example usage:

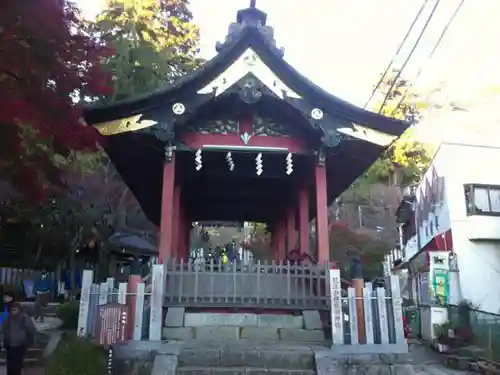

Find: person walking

[1,302,36,375]
[34,271,51,322]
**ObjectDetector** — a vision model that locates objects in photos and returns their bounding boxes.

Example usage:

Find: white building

[400,111,500,315]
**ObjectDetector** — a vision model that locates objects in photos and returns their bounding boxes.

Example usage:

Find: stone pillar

[158,151,176,264]
[315,154,329,264]
[298,187,310,255]
[286,206,296,253]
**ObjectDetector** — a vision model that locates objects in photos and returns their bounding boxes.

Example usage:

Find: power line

[377,0,442,114]
[364,0,429,109]
[390,0,466,117]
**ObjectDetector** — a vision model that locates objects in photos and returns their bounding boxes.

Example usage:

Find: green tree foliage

[364,70,434,186]
[91,0,201,101]
[329,223,386,280]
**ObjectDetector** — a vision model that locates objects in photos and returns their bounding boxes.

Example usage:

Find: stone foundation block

[246,370,316,375]
[151,354,177,375]
[178,348,221,367]
[240,327,279,341]
[194,326,240,340]
[302,310,323,330]
[162,327,194,341]
[219,348,259,367]
[278,328,325,343]
[184,313,257,327]
[256,349,316,370]
[257,314,303,329]
[164,307,185,327]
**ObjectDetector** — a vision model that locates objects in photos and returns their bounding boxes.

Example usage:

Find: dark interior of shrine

[176,150,314,222]
[102,127,387,227]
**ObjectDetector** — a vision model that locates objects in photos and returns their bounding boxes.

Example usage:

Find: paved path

[408,340,474,375]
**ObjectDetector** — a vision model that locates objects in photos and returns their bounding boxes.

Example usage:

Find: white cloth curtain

[473,187,490,212]
[488,187,500,212]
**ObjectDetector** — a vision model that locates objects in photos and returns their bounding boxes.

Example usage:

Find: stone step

[0,347,44,360]
[176,366,316,375]
[177,345,317,370]
[164,326,326,343]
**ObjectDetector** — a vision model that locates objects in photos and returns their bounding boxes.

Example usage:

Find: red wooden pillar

[183,219,193,259]
[177,198,185,260]
[172,186,181,259]
[298,187,310,255]
[286,207,296,253]
[269,229,276,254]
[158,154,176,264]
[179,205,191,260]
[315,159,329,264]
[276,219,286,262]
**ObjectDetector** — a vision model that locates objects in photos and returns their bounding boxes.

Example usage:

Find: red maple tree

[0,0,112,199]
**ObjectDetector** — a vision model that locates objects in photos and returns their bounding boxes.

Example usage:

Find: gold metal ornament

[93,114,158,136]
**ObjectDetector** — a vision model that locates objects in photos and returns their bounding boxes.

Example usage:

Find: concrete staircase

[160,309,326,374]
[176,342,318,375]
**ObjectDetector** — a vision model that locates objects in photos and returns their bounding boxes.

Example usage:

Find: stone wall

[163,308,326,343]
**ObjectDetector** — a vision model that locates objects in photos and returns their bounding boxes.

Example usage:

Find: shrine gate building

[83,3,409,265]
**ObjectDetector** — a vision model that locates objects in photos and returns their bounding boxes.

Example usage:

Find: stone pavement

[114,339,476,375]
[33,316,63,332]
[408,340,474,375]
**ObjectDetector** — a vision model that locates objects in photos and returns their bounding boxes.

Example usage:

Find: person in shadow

[1,302,36,375]
[0,289,13,326]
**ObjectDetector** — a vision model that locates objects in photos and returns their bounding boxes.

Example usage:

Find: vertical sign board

[98,304,128,346]
[329,269,344,345]
[149,264,165,341]
[347,288,358,345]
[363,282,374,345]
[117,283,127,305]
[99,282,109,306]
[77,270,94,337]
[106,277,115,292]
[390,275,406,344]
[429,251,450,305]
[133,283,146,340]
[376,287,389,344]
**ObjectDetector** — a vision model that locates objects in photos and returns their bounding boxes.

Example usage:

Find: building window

[464,184,500,216]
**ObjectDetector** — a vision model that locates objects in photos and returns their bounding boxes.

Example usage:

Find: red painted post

[184,215,191,260]
[177,203,185,260]
[298,187,309,255]
[286,207,296,253]
[158,155,176,264]
[315,163,329,264]
[276,219,286,262]
[172,186,181,259]
[126,275,141,340]
[269,229,276,255]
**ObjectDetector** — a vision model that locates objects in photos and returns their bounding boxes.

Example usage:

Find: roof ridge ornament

[215,3,285,57]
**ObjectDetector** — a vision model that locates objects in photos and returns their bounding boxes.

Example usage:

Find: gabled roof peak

[215,2,284,57]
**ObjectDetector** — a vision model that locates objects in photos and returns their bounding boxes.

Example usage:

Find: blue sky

[78,0,499,107]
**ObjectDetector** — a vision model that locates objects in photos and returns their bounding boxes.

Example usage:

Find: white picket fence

[76,264,165,341]
[76,265,407,353]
